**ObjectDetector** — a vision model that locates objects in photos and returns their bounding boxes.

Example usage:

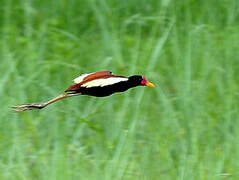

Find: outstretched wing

[65,71,113,92]
[73,71,112,84]
[81,76,128,88]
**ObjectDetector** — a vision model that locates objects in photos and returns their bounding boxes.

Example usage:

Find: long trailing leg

[11,93,81,112]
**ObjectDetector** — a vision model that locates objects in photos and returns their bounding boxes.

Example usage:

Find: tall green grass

[1,0,239,179]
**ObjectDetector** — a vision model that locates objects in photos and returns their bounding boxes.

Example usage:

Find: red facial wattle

[141,76,148,86]
[141,76,155,88]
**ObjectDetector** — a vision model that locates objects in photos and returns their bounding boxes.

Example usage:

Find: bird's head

[128,75,155,88]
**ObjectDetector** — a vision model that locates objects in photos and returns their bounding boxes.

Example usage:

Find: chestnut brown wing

[73,71,112,84]
[65,71,113,92]
[83,71,112,82]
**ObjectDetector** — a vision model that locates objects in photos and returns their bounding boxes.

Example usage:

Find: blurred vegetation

[1,0,239,179]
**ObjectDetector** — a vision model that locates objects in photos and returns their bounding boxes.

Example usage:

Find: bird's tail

[11,93,81,112]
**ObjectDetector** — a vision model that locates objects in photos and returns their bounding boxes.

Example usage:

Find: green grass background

[1,0,239,179]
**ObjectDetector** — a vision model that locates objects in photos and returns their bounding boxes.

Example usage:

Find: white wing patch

[73,73,94,84]
[82,77,128,88]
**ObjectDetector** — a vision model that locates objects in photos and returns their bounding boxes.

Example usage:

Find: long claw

[11,107,33,112]
[11,103,47,112]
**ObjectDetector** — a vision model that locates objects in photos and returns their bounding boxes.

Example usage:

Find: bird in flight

[12,71,155,112]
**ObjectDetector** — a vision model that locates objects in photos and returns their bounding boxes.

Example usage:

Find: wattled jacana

[12,71,155,112]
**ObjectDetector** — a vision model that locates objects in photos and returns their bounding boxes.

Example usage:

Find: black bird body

[73,79,137,97]
[66,75,144,97]
[76,83,131,97]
